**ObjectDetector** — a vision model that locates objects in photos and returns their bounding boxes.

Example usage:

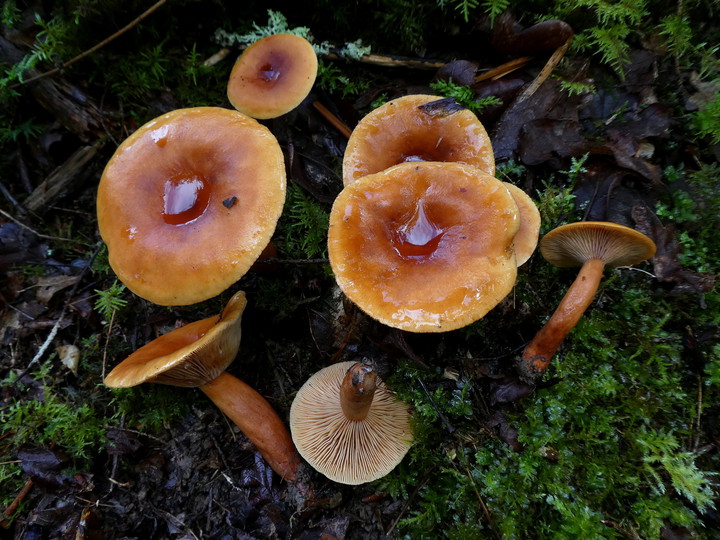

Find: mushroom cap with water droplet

[227,33,318,119]
[328,161,520,332]
[289,361,413,485]
[540,221,656,268]
[342,94,495,185]
[97,107,286,306]
[104,291,247,388]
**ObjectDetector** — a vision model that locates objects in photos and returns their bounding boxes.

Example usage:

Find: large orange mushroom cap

[227,33,318,119]
[328,161,520,332]
[97,107,286,306]
[342,94,495,186]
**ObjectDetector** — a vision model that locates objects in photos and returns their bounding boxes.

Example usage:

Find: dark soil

[1,2,718,539]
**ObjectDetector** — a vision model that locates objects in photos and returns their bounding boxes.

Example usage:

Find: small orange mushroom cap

[540,221,657,268]
[342,94,495,186]
[97,107,286,306]
[227,33,318,119]
[328,161,520,332]
[104,291,247,388]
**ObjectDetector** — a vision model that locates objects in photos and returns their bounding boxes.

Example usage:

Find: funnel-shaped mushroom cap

[540,221,656,268]
[104,291,247,388]
[342,94,495,185]
[289,361,412,485]
[503,183,541,266]
[97,107,286,306]
[329,161,520,332]
[227,33,318,119]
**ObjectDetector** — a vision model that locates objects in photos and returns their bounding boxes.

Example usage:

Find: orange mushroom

[503,182,541,266]
[227,33,318,119]
[289,361,412,485]
[97,107,286,306]
[104,291,300,481]
[342,94,495,186]
[518,221,657,379]
[328,161,520,332]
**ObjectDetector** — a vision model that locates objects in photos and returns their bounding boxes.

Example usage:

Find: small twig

[511,36,573,106]
[416,376,455,434]
[150,505,200,540]
[693,374,703,452]
[0,208,82,244]
[3,479,33,518]
[464,466,500,540]
[101,308,117,381]
[312,101,353,138]
[17,0,168,86]
[386,474,431,535]
[615,266,657,279]
[475,56,533,83]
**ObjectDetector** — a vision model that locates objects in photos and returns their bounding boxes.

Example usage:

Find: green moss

[1,363,107,462]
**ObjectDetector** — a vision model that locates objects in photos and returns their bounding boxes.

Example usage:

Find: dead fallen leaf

[34,274,80,305]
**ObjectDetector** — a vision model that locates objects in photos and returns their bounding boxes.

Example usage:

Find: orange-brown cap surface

[289,361,412,485]
[97,107,286,306]
[104,291,247,388]
[540,221,657,268]
[227,33,318,119]
[328,161,520,332]
[342,94,495,185]
[503,183,541,266]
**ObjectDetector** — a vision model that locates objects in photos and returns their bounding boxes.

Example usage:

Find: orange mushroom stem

[520,257,605,374]
[517,222,656,380]
[339,362,378,421]
[201,372,300,480]
[104,292,300,482]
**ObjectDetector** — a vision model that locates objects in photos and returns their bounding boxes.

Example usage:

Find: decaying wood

[23,144,102,213]
[0,36,106,141]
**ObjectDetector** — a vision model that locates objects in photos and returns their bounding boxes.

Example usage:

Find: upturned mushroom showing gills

[328,161,520,332]
[289,361,413,485]
[97,106,286,306]
[227,33,318,119]
[518,221,657,379]
[104,291,300,481]
[342,94,495,186]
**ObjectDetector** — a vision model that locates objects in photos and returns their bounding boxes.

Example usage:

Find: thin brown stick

[3,479,33,518]
[0,208,85,244]
[512,36,573,105]
[464,466,501,540]
[312,101,353,138]
[18,0,168,86]
[475,56,533,83]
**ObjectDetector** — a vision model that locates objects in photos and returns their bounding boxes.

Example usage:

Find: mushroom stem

[520,257,605,376]
[340,363,378,421]
[200,372,300,482]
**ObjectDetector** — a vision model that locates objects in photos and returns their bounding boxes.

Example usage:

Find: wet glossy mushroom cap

[97,107,286,306]
[104,291,247,388]
[227,33,318,119]
[503,183,541,266]
[329,161,520,332]
[289,361,412,485]
[342,94,495,186]
[540,221,657,268]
